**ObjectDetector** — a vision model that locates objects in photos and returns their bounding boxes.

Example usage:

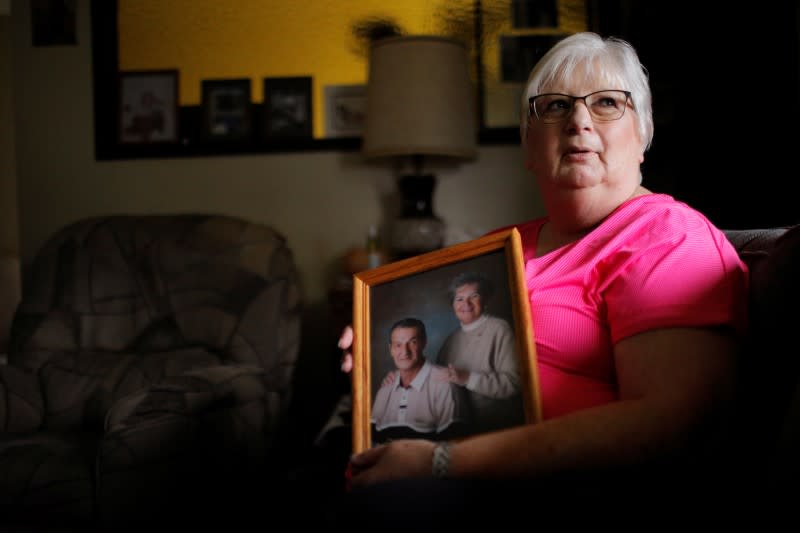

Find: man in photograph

[371,318,468,444]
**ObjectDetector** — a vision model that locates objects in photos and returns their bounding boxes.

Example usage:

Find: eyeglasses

[528,90,632,123]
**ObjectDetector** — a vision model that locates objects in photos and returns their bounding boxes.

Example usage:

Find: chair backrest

[724,225,800,488]
[8,214,303,429]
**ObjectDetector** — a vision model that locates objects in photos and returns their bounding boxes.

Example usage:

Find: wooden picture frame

[324,84,366,138]
[118,69,179,144]
[262,76,313,140]
[351,228,540,453]
[200,78,252,142]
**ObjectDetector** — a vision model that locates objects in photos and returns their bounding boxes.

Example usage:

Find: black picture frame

[262,76,313,140]
[201,78,252,143]
[511,0,559,29]
[31,0,77,46]
[500,34,567,83]
[351,229,540,452]
[118,69,179,144]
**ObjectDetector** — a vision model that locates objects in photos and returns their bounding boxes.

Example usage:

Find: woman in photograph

[435,272,523,433]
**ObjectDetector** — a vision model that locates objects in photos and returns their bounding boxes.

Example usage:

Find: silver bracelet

[431,441,452,479]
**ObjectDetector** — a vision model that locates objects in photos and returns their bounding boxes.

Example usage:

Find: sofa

[0,214,303,529]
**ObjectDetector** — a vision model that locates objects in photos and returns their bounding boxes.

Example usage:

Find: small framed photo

[201,78,252,142]
[263,76,313,140]
[118,69,179,144]
[351,229,540,453]
[324,84,366,138]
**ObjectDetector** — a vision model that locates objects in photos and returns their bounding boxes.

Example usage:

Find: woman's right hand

[339,325,396,384]
[338,325,354,373]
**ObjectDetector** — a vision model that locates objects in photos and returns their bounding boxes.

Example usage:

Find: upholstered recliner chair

[0,214,302,528]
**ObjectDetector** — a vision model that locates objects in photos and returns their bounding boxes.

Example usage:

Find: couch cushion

[38,347,221,431]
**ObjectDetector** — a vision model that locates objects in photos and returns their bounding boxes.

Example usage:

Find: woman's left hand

[349,439,436,487]
[443,364,470,386]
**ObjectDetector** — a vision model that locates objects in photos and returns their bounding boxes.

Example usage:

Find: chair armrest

[0,364,44,433]
[97,364,277,524]
[103,364,268,433]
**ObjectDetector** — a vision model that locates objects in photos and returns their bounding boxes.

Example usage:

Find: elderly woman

[436,272,522,433]
[338,32,748,523]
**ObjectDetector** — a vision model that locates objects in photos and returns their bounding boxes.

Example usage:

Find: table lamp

[362,35,477,258]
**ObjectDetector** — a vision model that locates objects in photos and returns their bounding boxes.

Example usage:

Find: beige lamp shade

[362,36,477,160]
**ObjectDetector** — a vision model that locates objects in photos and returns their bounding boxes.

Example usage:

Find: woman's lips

[563,149,594,162]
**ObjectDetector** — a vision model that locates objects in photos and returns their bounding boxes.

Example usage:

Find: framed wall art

[118,69,179,144]
[262,76,313,140]
[200,78,252,142]
[351,228,540,453]
[324,84,366,138]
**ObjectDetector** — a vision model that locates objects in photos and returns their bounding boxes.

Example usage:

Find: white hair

[519,32,653,152]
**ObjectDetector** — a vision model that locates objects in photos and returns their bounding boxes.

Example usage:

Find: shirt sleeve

[465,319,521,399]
[600,214,748,343]
[433,383,461,432]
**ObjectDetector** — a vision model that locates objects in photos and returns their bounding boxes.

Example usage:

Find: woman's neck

[536,222,591,256]
[537,186,651,256]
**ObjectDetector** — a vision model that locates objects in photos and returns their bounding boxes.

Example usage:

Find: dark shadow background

[594,1,800,230]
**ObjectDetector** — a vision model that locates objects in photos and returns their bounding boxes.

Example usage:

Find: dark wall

[596,1,800,229]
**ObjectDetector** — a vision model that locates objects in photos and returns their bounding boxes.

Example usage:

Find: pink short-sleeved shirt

[508,194,749,420]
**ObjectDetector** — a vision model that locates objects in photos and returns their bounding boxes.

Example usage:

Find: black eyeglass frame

[528,90,632,123]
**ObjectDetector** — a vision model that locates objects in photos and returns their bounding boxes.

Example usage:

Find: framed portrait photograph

[351,228,540,453]
[324,84,366,138]
[201,78,252,142]
[118,69,179,144]
[262,76,313,140]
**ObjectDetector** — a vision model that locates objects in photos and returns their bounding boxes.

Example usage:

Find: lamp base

[391,174,445,258]
[392,216,445,258]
